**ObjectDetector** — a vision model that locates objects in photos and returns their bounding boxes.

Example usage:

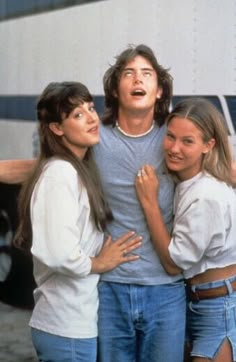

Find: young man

[93,45,186,362]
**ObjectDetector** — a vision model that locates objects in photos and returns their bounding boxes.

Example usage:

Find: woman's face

[163,116,214,181]
[50,101,100,159]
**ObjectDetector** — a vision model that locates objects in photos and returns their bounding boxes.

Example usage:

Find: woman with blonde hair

[135,98,236,362]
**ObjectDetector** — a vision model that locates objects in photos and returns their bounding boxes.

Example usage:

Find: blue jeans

[187,275,236,360]
[97,281,186,362]
[31,328,97,362]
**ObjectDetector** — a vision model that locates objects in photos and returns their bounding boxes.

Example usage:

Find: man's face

[117,55,162,115]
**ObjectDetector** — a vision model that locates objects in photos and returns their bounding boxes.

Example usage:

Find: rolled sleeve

[168,198,226,272]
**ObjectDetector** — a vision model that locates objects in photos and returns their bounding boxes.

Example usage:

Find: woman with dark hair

[14,81,141,362]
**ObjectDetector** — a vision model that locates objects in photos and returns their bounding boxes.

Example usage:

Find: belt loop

[225,279,233,295]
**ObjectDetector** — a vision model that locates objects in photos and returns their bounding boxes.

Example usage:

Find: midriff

[187,264,236,286]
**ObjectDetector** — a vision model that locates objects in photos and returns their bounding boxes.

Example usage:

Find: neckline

[115,121,155,138]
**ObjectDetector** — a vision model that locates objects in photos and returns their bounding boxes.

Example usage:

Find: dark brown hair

[102,44,173,126]
[14,82,112,252]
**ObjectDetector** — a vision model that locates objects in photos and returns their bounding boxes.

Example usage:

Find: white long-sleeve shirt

[29,159,104,338]
[168,172,236,279]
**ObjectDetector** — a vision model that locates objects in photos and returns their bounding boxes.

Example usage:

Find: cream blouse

[29,159,104,338]
[168,172,236,279]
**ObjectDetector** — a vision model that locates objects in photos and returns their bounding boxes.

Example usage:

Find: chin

[89,135,99,145]
[166,162,180,172]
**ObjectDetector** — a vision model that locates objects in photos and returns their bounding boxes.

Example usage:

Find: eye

[143,70,152,77]
[74,112,83,119]
[183,138,194,145]
[166,132,175,140]
[123,70,133,77]
[89,105,96,112]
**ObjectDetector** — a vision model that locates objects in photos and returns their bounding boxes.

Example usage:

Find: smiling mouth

[88,126,98,133]
[167,154,182,162]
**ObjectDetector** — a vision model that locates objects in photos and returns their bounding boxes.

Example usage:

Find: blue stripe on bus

[0,95,235,130]
[0,95,105,121]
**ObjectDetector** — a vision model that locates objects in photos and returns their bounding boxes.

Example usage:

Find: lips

[131,89,146,96]
[88,126,98,133]
[166,153,183,162]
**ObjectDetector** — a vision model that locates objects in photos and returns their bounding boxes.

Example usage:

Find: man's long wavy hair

[102,44,173,126]
[166,97,233,185]
[14,82,112,252]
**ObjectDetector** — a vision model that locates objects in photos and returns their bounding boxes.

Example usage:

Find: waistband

[186,275,236,302]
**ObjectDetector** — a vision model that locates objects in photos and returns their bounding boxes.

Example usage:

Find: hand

[91,231,142,273]
[135,165,159,209]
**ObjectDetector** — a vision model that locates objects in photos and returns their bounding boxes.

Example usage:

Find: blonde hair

[166,97,233,185]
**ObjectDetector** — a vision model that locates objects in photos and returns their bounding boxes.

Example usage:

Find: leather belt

[188,279,236,302]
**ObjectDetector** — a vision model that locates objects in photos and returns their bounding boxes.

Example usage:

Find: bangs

[58,83,93,118]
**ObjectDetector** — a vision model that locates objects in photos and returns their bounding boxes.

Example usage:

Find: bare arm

[135,165,181,275]
[0,159,36,184]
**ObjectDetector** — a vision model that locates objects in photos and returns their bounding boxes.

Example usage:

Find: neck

[116,119,155,138]
[117,110,155,136]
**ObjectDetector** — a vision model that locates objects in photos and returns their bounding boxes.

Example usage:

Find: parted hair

[166,97,233,185]
[102,44,173,127]
[14,81,112,252]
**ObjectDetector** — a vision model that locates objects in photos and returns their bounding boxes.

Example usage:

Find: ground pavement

[0,301,37,362]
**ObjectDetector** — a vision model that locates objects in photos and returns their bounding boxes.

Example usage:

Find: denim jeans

[187,275,236,360]
[31,328,97,362]
[97,280,186,362]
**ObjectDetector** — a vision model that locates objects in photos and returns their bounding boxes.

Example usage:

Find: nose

[88,110,99,123]
[133,70,143,84]
[170,140,181,153]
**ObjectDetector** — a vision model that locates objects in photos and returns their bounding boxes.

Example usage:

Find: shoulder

[35,159,84,197]
[43,159,77,177]
[179,173,236,210]
[196,174,234,199]
[40,159,80,189]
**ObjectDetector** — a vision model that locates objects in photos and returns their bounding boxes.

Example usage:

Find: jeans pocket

[188,301,209,316]
[188,298,225,317]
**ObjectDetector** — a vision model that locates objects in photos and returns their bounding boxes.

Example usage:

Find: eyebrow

[167,130,195,138]
[122,67,155,71]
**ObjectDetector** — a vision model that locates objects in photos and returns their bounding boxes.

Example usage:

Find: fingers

[137,165,149,177]
[123,254,140,262]
[112,233,142,260]
[125,236,142,249]
[115,231,136,246]
[103,235,112,246]
[136,165,154,180]
[137,168,146,177]
[94,234,141,272]
[121,245,141,263]
[121,236,142,256]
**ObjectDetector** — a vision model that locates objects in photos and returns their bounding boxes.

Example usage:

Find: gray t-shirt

[93,123,182,285]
